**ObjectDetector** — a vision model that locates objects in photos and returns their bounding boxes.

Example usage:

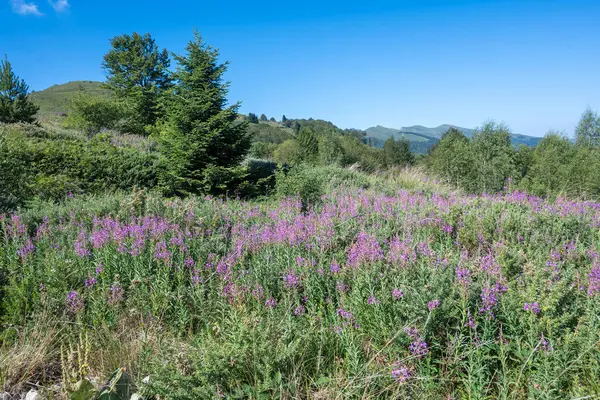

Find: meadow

[2,171,600,399]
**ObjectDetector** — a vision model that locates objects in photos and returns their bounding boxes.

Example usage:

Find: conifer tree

[0,56,38,124]
[259,113,267,122]
[247,113,259,123]
[154,31,250,195]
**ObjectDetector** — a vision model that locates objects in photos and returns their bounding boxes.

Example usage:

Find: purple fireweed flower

[416,241,432,257]
[283,270,301,289]
[216,261,228,276]
[391,364,411,383]
[587,265,600,296]
[466,311,476,330]
[66,291,84,314]
[330,260,342,274]
[409,338,429,357]
[428,300,441,311]
[35,217,50,239]
[455,266,472,287]
[252,284,264,300]
[480,254,501,276]
[17,239,35,259]
[8,215,26,237]
[347,232,384,268]
[367,295,380,305]
[85,274,97,288]
[74,230,91,258]
[184,257,196,268]
[107,284,123,305]
[95,265,104,275]
[337,308,353,320]
[91,228,109,249]
[479,282,508,318]
[153,241,170,261]
[293,305,306,316]
[335,281,350,293]
[392,287,405,300]
[169,236,185,247]
[404,327,419,339]
[265,297,277,309]
[540,334,552,352]
[524,302,541,314]
[386,235,415,268]
[192,270,203,286]
[441,224,453,234]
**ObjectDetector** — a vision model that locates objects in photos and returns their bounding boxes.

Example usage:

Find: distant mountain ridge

[365,124,541,153]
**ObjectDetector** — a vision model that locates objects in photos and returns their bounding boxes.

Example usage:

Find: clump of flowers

[392,287,404,300]
[367,295,380,305]
[66,291,84,314]
[293,305,306,316]
[391,363,411,383]
[107,284,123,305]
[428,300,441,311]
[404,327,429,357]
[347,232,384,268]
[479,281,508,318]
[17,239,35,260]
[588,264,600,297]
[523,302,541,314]
[330,260,342,274]
[265,297,277,309]
[455,266,472,287]
[283,270,301,289]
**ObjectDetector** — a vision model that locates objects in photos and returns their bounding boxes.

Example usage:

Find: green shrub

[0,124,159,211]
[65,93,125,136]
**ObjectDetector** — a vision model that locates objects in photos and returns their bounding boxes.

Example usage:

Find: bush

[0,124,159,211]
[275,165,370,210]
[65,94,125,136]
[249,142,278,160]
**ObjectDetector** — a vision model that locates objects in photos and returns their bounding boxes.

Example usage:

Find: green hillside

[30,80,110,116]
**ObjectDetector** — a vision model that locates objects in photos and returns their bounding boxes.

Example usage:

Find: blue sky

[2,0,599,136]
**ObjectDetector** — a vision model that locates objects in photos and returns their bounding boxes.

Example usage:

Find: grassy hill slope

[30,81,110,117]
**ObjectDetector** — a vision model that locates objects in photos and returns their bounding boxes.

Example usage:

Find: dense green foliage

[383,137,414,167]
[65,93,124,136]
[102,32,172,135]
[0,124,159,211]
[0,57,38,124]
[427,114,600,199]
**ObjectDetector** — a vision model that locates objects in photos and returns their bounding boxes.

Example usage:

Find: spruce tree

[259,113,267,122]
[383,137,414,167]
[102,32,171,135]
[0,56,38,124]
[247,113,259,123]
[154,31,251,195]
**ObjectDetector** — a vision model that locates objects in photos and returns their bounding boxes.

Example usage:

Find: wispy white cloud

[49,0,69,12]
[11,0,43,15]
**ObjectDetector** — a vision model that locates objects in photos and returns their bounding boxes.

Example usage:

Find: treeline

[245,115,414,172]
[427,110,600,198]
